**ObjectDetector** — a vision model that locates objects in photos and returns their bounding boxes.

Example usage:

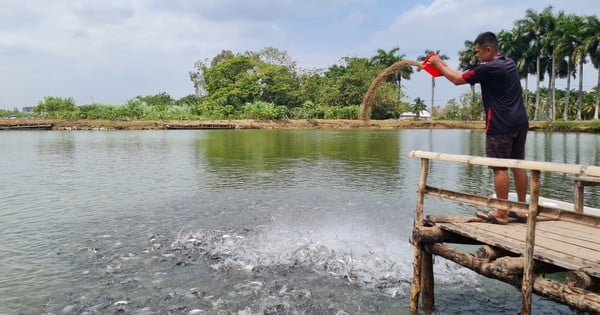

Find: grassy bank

[1,118,599,132]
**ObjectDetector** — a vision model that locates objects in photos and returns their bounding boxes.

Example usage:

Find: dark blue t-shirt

[462,54,529,135]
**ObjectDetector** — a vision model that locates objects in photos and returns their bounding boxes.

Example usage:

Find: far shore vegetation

[2,7,599,130]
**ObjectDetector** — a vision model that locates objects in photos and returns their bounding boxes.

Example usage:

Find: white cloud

[0,0,598,108]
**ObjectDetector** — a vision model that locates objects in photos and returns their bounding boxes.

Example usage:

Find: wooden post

[421,250,435,310]
[574,178,585,213]
[410,158,430,311]
[521,170,541,315]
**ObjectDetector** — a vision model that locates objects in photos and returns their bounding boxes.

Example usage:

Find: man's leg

[494,169,510,200]
[512,168,528,202]
[491,169,510,222]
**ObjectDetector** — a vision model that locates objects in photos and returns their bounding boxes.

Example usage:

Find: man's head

[474,31,499,63]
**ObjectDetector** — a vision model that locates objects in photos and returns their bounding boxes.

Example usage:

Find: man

[428,31,529,224]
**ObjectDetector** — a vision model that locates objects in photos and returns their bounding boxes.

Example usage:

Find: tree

[410,97,427,119]
[320,57,378,107]
[554,14,583,120]
[33,96,76,119]
[514,6,555,120]
[370,47,413,101]
[246,46,297,73]
[583,15,600,120]
[417,50,449,117]
[456,40,481,119]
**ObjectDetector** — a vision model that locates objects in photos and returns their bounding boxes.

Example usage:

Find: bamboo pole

[521,170,541,315]
[409,150,600,177]
[410,158,430,311]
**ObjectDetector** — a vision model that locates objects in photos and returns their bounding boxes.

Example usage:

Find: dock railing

[408,150,600,315]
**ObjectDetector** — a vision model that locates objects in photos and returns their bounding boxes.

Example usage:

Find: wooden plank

[536,221,600,243]
[437,223,600,277]
[409,150,600,177]
[535,223,600,252]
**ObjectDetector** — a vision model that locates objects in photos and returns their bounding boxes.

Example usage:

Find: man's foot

[508,211,527,223]
[475,210,509,225]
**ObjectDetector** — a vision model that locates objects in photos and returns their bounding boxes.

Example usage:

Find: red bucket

[422,52,445,77]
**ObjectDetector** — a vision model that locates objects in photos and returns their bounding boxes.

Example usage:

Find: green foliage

[538,120,600,132]
[34,96,76,119]
[24,20,600,123]
[323,106,359,119]
[410,97,427,118]
[369,82,406,119]
[243,101,289,120]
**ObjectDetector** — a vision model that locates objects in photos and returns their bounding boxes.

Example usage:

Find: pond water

[1,129,597,314]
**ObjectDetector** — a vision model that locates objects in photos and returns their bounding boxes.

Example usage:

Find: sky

[1,0,599,110]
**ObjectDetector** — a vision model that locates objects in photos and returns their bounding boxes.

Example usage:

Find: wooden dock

[0,123,53,130]
[408,150,600,314]
[163,123,237,130]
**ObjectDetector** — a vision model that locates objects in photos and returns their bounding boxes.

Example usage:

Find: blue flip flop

[508,211,527,223]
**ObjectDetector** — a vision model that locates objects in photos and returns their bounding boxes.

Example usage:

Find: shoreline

[0,119,485,131]
[0,118,598,132]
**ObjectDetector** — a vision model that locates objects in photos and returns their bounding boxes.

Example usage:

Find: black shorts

[486,128,528,170]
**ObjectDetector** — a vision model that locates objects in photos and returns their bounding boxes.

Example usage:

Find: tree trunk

[431,77,435,118]
[577,56,584,120]
[535,55,541,121]
[564,58,571,121]
[523,77,529,115]
[550,57,556,121]
[594,67,600,120]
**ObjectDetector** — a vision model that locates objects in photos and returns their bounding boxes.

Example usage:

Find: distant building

[399,110,431,120]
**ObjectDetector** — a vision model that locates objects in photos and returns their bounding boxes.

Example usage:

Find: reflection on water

[0,129,594,314]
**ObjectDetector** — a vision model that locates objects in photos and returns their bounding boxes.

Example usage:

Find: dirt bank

[0,119,485,131]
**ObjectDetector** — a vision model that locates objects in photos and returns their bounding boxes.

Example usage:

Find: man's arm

[438,66,468,86]
[429,56,468,86]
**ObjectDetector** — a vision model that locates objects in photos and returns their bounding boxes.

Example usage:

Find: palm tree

[370,47,413,100]
[417,50,449,117]
[584,15,600,120]
[514,6,555,120]
[411,97,427,119]
[572,15,599,120]
[541,11,560,121]
[555,14,583,121]
[457,40,481,119]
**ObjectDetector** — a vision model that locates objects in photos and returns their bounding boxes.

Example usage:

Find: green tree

[320,57,379,107]
[410,97,427,119]
[457,40,480,119]
[370,47,413,100]
[515,6,555,120]
[195,49,301,109]
[583,15,600,120]
[554,14,583,120]
[33,96,76,119]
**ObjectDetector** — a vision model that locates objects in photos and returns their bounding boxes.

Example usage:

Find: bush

[324,105,359,119]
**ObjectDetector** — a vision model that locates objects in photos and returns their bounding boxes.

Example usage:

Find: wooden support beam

[421,251,434,311]
[410,158,429,312]
[411,226,483,245]
[427,243,600,313]
[522,170,541,315]
[565,271,599,291]
[475,245,515,261]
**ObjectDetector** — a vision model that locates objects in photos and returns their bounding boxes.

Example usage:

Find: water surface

[1,129,596,314]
